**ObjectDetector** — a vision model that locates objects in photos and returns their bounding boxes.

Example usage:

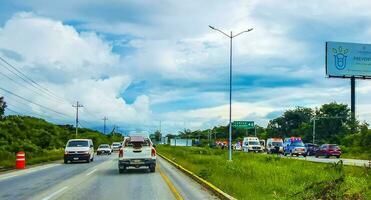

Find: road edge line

[158,165,184,200]
[157,153,236,200]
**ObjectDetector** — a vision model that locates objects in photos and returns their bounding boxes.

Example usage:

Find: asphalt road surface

[294,156,370,167]
[0,154,217,200]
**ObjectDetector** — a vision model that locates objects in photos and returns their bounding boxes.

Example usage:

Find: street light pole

[209,25,253,161]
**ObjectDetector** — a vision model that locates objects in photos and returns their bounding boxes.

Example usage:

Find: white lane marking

[42,186,68,200]
[86,168,97,176]
[0,164,61,181]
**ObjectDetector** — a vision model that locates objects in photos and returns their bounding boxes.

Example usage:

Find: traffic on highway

[0,1,371,200]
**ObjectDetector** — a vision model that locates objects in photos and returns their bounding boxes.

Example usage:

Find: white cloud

[2,0,371,133]
[0,12,152,127]
[0,12,119,82]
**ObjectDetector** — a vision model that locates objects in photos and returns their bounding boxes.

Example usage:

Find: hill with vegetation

[0,115,122,169]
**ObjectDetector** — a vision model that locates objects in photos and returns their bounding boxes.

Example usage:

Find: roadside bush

[157,146,371,200]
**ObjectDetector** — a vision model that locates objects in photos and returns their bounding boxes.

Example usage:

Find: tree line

[164,102,370,158]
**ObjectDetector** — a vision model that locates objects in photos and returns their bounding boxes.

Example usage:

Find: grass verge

[157,145,370,200]
[0,149,64,170]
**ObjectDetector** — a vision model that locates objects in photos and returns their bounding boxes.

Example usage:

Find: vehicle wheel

[315,154,319,158]
[325,155,330,158]
[303,154,307,158]
[64,159,68,164]
[336,155,340,158]
[119,168,125,174]
[149,165,156,173]
[87,159,90,163]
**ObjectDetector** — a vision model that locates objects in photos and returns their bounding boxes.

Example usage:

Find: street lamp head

[247,28,253,32]
[209,25,215,30]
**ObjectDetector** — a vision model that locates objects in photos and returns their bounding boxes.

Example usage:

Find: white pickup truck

[118,136,156,173]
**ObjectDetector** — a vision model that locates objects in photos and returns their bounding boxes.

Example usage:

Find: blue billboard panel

[326,41,371,77]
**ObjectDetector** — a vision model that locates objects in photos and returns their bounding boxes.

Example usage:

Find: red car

[315,144,341,158]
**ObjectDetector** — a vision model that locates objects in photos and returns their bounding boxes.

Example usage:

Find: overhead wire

[0,56,67,102]
[0,56,100,129]
[0,86,73,120]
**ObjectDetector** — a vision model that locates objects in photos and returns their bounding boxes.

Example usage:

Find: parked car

[97,144,112,155]
[111,142,122,152]
[118,135,156,173]
[242,137,262,152]
[315,144,341,158]
[305,143,319,156]
[64,139,94,163]
[284,137,306,157]
[266,138,284,154]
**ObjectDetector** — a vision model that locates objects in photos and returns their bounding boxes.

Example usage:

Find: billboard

[326,41,371,77]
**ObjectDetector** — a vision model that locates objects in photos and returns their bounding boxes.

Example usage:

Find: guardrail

[157,153,236,200]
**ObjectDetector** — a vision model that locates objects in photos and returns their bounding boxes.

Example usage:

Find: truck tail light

[119,149,124,158]
[151,148,156,157]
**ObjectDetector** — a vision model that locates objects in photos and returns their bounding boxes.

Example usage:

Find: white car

[111,142,122,152]
[97,144,112,155]
[242,137,263,152]
[64,139,94,163]
[118,135,156,173]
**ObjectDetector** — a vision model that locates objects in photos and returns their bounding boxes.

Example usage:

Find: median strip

[157,153,236,200]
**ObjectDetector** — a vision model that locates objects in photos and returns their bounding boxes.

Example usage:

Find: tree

[315,102,351,143]
[267,107,313,138]
[154,130,161,141]
[0,97,7,120]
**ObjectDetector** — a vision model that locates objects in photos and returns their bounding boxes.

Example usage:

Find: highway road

[294,156,370,167]
[0,154,217,200]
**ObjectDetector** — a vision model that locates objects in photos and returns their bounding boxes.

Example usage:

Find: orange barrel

[16,152,26,169]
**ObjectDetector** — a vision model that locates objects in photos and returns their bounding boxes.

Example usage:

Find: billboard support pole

[351,76,356,134]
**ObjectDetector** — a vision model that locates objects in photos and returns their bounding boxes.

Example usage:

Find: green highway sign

[232,121,254,128]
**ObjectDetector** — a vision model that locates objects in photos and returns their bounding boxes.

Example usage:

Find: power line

[5,107,23,115]
[79,121,87,129]
[82,107,101,121]
[0,57,69,103]
[5,103,46,119]
[0,68,68,105]
[0,86,72,119]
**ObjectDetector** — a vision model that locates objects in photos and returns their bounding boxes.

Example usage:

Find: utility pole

[209,25,253,161]
[72,101,83,138]
[102,116,108,134]
[350,77,356,134]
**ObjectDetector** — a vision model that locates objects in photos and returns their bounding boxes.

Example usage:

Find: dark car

[315,144,341,158]
[305,143,319,156]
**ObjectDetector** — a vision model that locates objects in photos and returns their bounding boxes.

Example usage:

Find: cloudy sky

[1,0,371,134]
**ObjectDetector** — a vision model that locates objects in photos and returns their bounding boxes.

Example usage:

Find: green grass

[157,146,370,200]
[0,149,64,169]
[340,146,371,160]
